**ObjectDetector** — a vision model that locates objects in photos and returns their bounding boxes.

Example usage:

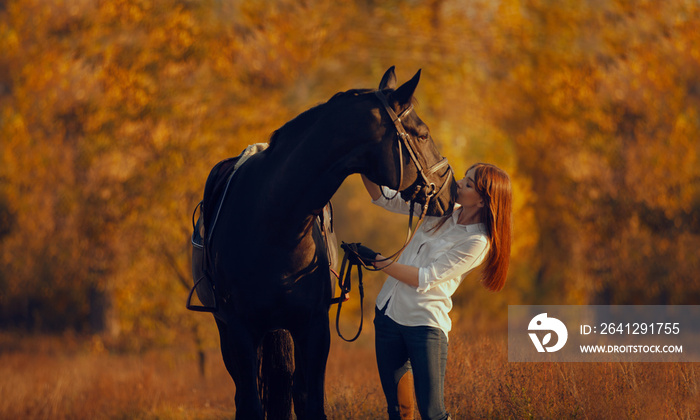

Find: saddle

[188,143,336,312]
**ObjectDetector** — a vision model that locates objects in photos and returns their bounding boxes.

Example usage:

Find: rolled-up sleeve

[417,236,489,293]
[372,186,424,215]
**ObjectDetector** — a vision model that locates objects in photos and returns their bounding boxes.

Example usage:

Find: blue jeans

[374,305,449,420]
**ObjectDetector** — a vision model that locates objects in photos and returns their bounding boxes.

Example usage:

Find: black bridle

[332,91,454,342]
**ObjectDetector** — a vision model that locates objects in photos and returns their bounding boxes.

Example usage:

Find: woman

[360,163,512,420]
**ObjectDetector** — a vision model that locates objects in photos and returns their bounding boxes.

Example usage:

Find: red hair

[470,163,512,291]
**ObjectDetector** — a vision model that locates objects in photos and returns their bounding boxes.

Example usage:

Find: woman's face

[455,168,484,209]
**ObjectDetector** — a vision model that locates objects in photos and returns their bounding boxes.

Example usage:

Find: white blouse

[373,187,489,339]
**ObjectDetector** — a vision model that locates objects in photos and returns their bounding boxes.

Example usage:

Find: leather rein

[332,90,453,342]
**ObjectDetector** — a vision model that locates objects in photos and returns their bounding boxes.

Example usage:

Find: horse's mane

[268,88,375,150]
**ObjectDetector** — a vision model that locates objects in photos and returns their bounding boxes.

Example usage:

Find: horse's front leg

[290,310,331,420]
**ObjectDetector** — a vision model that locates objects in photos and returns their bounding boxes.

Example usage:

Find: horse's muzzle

[400,176,456,217]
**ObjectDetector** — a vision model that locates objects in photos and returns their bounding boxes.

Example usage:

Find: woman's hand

[355,244,379,264]
[341,242,380,266]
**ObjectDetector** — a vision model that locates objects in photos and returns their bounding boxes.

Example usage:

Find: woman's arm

[361,174,382,201]
[362,176,418,215]
[372,235,489,292]
[373,255,419,288]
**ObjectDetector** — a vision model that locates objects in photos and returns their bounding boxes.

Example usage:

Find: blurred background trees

[0,0,698,346]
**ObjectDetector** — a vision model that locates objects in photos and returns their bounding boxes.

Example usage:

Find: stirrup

[186,275,218,313]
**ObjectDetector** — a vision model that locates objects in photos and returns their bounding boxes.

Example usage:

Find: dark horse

[198,67,455,419]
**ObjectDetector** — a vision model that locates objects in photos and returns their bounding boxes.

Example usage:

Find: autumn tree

[0,0,373,343]
[464,0,700,304]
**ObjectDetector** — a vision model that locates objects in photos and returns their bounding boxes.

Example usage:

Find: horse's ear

[393,69,421,105]
[378,66,397,90]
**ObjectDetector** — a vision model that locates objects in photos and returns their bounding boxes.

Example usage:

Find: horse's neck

[265,136,358,229]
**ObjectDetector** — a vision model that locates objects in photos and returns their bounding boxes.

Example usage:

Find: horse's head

[365,66,456,217]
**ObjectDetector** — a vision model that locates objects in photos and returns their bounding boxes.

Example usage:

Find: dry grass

[1,327,699,419]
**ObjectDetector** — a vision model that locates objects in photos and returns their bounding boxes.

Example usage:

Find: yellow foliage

[0,0,699,344]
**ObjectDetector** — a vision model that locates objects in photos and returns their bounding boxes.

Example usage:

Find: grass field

[1,326,698,419]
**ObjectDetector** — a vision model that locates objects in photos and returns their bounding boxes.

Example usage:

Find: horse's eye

[418,134,429,141]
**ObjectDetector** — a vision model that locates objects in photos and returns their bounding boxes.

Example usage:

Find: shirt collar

[451,204,487,233]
